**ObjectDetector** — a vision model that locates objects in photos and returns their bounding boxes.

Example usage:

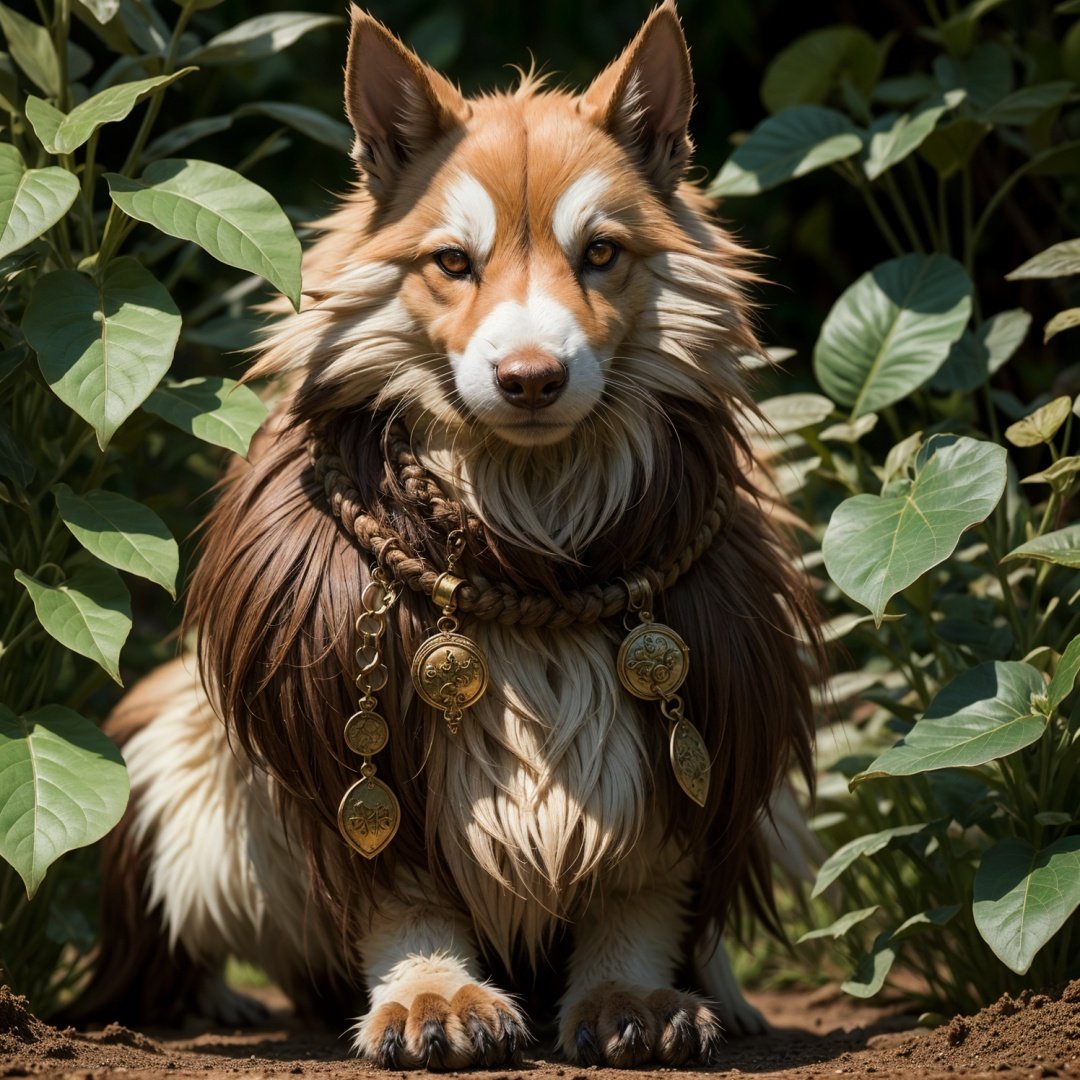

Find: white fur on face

[450,283,605,446]
[426,172,497,263]
[552,169,610,255]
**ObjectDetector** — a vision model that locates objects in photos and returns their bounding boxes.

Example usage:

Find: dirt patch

[0,980,1077,1078]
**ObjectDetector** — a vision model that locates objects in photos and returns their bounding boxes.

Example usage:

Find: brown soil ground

[1,980,1078,1080]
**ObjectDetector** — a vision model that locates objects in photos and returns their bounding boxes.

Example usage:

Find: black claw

[615,1011,650,1057]
[465,1013,498,1065]
[375,1025,404,1069]
[575,1022,602,1066]
[497,1010,527,1063]
[419,1018,451,1069]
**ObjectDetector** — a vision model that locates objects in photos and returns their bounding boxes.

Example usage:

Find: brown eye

[584,238,618,270]
[434,248,472,277]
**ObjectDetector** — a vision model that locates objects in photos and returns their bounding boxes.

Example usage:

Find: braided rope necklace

[308,426,735,858]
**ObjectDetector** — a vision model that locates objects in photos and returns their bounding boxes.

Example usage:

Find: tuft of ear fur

[582,1,694,196]
[344,6,468,196]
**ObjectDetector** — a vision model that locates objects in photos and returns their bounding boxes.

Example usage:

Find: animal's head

[258,3,761,554]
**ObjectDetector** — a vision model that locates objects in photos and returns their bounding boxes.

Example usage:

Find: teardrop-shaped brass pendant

[670,718,710,808]
[337,775,401,859]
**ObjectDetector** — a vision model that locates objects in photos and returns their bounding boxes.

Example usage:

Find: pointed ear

[344,7,468,197]
[581,2,694,196]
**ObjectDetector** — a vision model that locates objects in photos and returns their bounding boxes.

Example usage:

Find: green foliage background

[1,0,1079,1020]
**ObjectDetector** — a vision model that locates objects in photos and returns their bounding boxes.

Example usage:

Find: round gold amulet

[343,710,389,757]
[411,632,489,714]
[616,623,690,701]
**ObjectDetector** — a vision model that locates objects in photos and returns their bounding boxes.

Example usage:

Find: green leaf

[14,564,132,683]
[760,26,881,114]
[1005,396,1072,448]
[814,254,972,418]
[1021,456,1080,492]
[798,905,879,943]
[0,144,80,262]
[874,74,939,107]
[841,932,897,998]
[932,309,1031,392]
[238,102,353,154]
[0,704,128,897]
[852,661,1048,783]
[75,0,121,22]
[185,12,340,65]
[145,115,234,160]
[812,824,930,898]
[54,484,178,597]
[820,413,879,443]
[918,117,989,178]
[707,106,863,197]
[890,905,960,943]
[932,0,1009,54]
[973,836,1080,975]
[862,91,966,181]
[933,42,1013,113]
[983,82,1074,126]
[23,259,180,449]
[0,3,60,96]
[1048,635,1080,711]
[143,376,267,456]
[1003,525,1080,569]
[25,70,195,156]
[822,435,1006,622]
[757,392,834,435]
[1007,239,1080,280]
[1045,308,1080,342]
[106,160,302,310]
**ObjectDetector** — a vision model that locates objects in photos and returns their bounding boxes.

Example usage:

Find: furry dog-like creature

[77,3,817,1068]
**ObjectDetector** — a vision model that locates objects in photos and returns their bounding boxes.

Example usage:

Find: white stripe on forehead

[440,172,497,261]
[553,170,610,253]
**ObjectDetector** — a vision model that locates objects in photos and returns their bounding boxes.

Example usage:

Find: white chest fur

[434,618,651,962]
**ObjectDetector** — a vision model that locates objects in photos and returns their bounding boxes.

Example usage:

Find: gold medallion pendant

[337,571,402,859]
[338,768,400,859]
[617,571,710,807]
[411,533,489,734]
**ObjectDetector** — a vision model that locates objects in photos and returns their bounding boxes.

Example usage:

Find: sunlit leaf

[841,931,898,998]
[1005,396,1072,447]
[143,376,267,457]
[185,12,339,65]
[974,837,1080,975]
[23,259,180,449]
[106,160,302,309]
[932,309,1030,392]
[1003,525,1080,569]
[0,704,128,897]
[812,824,931,897]
[0,144,80,262]
[862,91,965,181]
[757,392,834,435]
[814,254,972,417]
[1007,239,1080,280]
[1048,635,1080,711]
[0,3,60,97]
[798,905,879,944]
[1045,308,1080,342]
[14,564,132,683]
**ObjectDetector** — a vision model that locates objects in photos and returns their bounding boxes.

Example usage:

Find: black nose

[495,350,567,409]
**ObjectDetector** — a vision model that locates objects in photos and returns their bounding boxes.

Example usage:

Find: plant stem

[883,172,925,253]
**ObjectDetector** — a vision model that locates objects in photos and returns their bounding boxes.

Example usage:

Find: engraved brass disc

[411,632,489,714]
[617,623,690,701]
[337,776,400,859]
[670,719,710,807]
[343,710,389,757]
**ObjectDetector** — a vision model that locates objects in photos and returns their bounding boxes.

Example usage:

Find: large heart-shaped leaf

[25,70,195,156]
[184,12,339,65]
[0,144,80,261]
[1003,524,1080,569]
[23,258,180,449]
[707,106,863,197]
[932,309,1031,392]
[973,836,1080,974]
[761,26,882,115]
[54,484,178,597]
[106,160,301,309]
[852,661,1047,784]
[14,563,131,682]
[143,376,267,456]
[0,3,60,96]
[0,704,128,897]
[862,91,965,181]
[812,823,931,898]
[814,254,972,417]
[1007,239,1080,280]
[934,42,1013,113]
[822,436,1006,622]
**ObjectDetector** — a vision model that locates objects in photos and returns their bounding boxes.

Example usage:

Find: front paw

[352,982,527,1069]
[561,985,723,1066]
